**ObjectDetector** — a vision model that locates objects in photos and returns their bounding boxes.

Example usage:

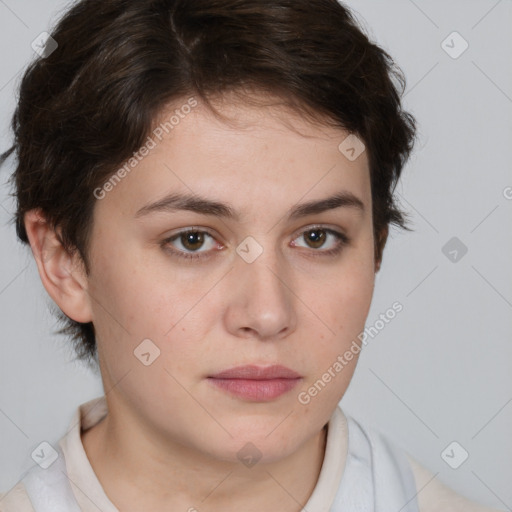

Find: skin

[25,91,387,512]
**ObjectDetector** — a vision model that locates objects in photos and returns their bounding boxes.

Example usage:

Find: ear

[374,225,389,273]
[24,209,93,323]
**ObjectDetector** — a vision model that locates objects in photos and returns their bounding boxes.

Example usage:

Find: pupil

[307,229,325,248]
[183,232,204,250]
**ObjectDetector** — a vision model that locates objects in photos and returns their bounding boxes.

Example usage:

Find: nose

[223,243,298,341]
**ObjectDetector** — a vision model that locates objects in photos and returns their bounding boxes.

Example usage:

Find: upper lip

[209,365,301,380]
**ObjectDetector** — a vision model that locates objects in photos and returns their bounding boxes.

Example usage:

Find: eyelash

[161,225,350,261]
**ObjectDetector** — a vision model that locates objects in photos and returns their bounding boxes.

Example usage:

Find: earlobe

[24,209,93,324]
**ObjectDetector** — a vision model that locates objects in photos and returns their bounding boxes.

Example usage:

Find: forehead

[94,94,372,223]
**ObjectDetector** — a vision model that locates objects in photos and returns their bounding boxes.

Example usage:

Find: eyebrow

[135,190,365,221]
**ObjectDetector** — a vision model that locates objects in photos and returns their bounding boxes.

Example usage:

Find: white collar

[57,395,348,511]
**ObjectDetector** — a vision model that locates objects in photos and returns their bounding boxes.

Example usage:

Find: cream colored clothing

[0,396,501,511]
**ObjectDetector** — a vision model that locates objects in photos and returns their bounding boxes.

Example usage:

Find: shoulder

[342,414,502,512]
[405,454,503,512]
[0,481,35,512]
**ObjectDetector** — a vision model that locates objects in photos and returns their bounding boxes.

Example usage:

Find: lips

[208,365,302,402]
[210,364,301,380]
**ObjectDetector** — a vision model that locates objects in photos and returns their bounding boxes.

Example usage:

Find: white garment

[330,416,419,511]
[14,397,419,511]
[22,445,81,512]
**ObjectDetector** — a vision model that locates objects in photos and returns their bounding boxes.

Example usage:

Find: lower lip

[208,378,301,401]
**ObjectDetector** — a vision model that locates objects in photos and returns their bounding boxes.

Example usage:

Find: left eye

[292,227,347,252]
[162,226,349,260]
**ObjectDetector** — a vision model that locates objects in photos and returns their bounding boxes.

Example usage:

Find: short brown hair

[1,0,416,369]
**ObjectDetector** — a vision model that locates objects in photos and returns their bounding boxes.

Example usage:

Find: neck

[81,411,328,512]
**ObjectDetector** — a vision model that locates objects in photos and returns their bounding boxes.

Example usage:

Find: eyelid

[162,225,219,243]
[290,223,346,241]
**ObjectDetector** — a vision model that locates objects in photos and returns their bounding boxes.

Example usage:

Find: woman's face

[84,93,377,464]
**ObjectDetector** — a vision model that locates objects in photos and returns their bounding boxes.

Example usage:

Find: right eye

[161,228,223,260]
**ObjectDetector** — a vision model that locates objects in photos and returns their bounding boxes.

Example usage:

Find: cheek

[85,260,176,380]
[301,245,375,369]
[295,267,374,413]
[337,270,375,336]
[318,254,375,337]
[88,233,188,332]
[88,251,219,375]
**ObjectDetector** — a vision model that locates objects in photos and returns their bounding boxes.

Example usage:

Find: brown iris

[181,231,205,251]
[304,229,326,249]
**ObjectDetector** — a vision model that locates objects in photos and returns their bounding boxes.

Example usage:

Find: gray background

[0,0,511,509]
